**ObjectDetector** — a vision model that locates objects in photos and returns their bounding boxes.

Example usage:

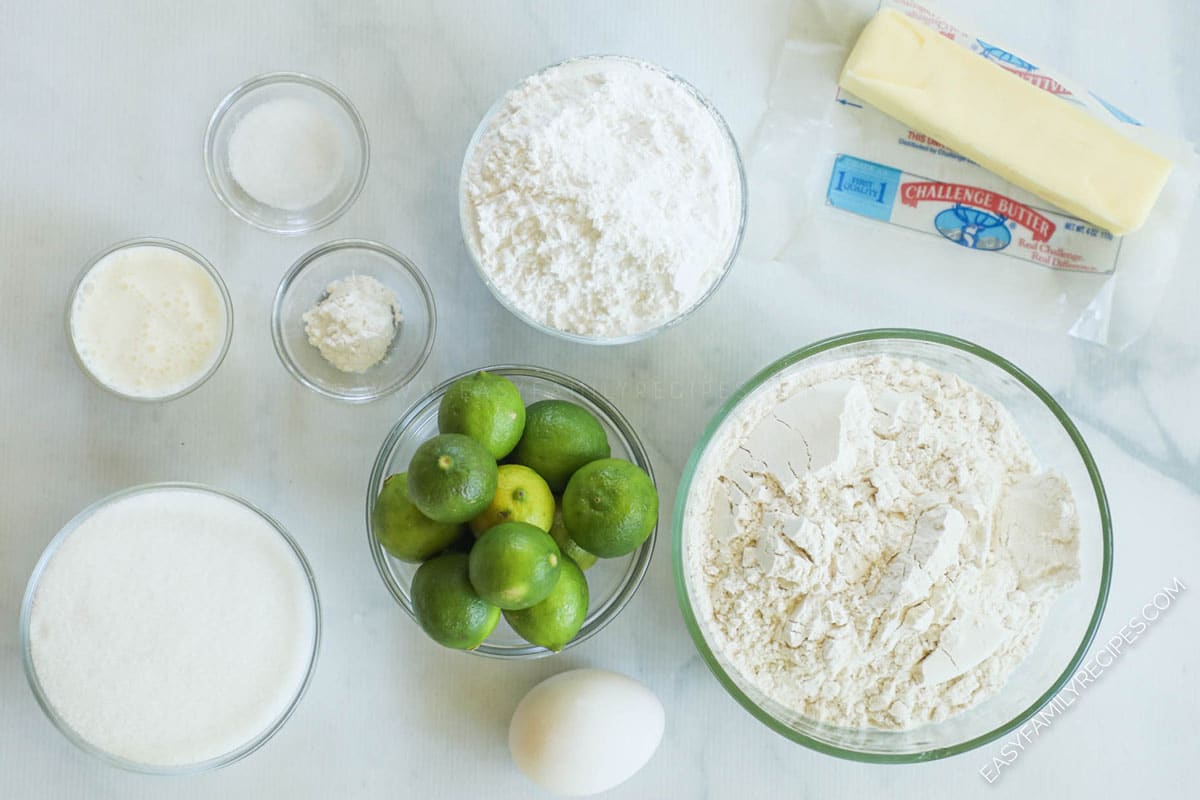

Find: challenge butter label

[826,154,1120,274]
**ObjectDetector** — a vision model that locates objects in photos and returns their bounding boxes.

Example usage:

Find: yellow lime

[470,464,555,536]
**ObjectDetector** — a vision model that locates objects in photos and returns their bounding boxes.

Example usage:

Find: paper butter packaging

[746,0,1199,347]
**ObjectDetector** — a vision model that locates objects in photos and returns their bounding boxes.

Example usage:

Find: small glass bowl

[673,329,1112,762]
[459,55,748,345]
[19,482,321,775]
[272,239,436,403]
[204,72,369,234]
[65,237,233,403]
[367,365,657,658]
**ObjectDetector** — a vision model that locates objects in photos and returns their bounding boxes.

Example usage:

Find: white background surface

[1,1,1197,797]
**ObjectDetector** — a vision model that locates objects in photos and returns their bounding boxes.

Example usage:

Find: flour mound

[686,355,1080,730]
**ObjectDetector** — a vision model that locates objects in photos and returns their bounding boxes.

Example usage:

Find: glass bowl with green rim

[367,364,657,658]
[672,329,1112,762]
[458,55,748,346]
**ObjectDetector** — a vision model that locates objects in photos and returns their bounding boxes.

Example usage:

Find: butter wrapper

[746,0,1199,347]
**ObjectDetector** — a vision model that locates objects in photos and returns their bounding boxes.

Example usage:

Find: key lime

[549,507,598,571]
[411,552,500,650]
[407,433,498,523]
[562,458,658,558]
[373,473,463,562]
[438,371,526,459]
[504,557,589,651]
[470,464,555,536]
[468,521,562,610]
[509,400,611,492]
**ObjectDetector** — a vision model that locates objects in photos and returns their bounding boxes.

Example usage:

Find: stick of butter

[839,8,1172,235]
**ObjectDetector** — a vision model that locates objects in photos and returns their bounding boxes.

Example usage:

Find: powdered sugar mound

[685,355,1081,730]
[464,58,742,338]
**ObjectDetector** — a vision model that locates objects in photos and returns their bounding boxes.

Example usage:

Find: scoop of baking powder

[302,274,401,373]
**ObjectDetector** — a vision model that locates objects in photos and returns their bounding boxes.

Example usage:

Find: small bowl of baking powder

[205,72,369,235]
[459,55,747,345]
[272,239,436,403]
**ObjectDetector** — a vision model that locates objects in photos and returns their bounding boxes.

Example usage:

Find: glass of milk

[19,483,321,774]
[66,238,233,401]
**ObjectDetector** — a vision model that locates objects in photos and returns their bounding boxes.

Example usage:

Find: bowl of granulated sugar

[205,72,369,234]
[20,483,321,774]
[460,55,747,345]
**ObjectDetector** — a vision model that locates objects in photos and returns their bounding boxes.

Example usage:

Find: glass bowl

[19,482,321,775]
[672,329,1112,762]
[458,55,748,345]
[65,237,233,403]
[367,364,657,658]
[204,72,369,234]
[272,239,436,403]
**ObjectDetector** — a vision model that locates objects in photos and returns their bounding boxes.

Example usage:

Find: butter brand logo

[899,181,1056,245]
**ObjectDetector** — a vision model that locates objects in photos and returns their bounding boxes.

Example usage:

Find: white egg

[509,668,665,797]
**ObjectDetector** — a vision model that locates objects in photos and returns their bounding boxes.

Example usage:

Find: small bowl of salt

[272,239,436,403]
[205,72,369,234]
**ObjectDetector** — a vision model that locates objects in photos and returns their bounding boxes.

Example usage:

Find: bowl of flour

[673,329,1111,761]
[460,56,746,344]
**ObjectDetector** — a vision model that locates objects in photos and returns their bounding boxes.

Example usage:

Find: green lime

[438,371,526,459]
[562,458,658,558]
[509,400,611,492]
[373,473,463,562]
[411,553,500,650]
[407,433,498,523]
[548,507,598,571]
[468,521,561,610]
[504,557,589,651]
[470,464,555,536]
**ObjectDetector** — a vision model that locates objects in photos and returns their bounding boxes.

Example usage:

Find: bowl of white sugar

[205,72,369,235]
[272,239,436,403]
[459,55,747,345]
[673,329,1112,762]
[20,483,320,774]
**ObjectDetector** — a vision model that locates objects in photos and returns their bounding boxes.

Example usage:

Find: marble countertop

[1,1,1196,797]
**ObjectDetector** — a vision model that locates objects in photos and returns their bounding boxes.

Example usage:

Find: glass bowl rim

[64,237,234,403]
[270,238,438,404]
[670,327,1113,763]
[366,363,658,659]
[19,481,322,775]
[203,70,371,236]
[457,54,748,346]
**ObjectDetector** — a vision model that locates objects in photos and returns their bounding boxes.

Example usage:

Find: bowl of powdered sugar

[673,329,1111,762]
[460,56,746,344]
